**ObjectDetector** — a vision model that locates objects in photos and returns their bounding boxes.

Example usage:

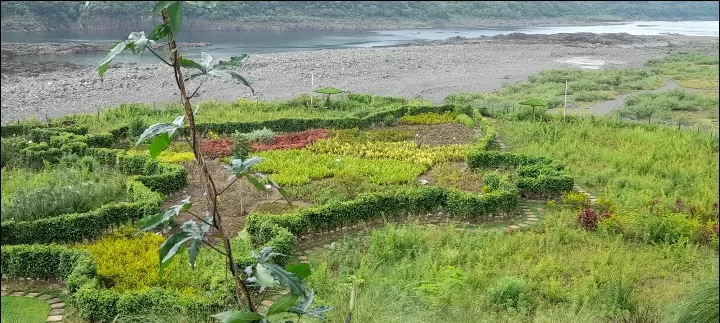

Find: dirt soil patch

[376,123,477,146]
[162,159,308,238]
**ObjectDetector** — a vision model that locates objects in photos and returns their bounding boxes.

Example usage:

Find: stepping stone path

[0,289,65,322]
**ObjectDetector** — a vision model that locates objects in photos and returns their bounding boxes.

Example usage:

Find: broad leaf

[256,264,279,288]
[185,1,219,8]
[211,311,263,323]
[179,57,205,71]
[172,115,185,127]
[247,175,268,192]
[97,40,128,77]
[149,132,171,157]
[166,1,183,35]
[264,263,307,296]
[137,197,191,233]
[135,122,178,146]
[85,1,90,9]
[267,178,288,197]
[208,70,254,94]
[227,156,264,175]
[252,246,284,263]
[188,239,202,269]
[215,55,248,70]
[127,31,154,57]
[148,23,170,41]
[285,263,311,280]
[290,289,315,313]
[243,156,264,169]
[159,231,191,272]
[152,1,175,14]
[267,293,299,316]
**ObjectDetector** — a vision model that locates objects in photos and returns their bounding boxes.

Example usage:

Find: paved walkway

[585,78,679,115]
[0,285,65,322]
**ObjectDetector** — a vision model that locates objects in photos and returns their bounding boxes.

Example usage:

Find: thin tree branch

[186,210,215,228]
[188,75,208,99]
[218,176,240,196]
[203,240,227,256]
[147,46,172,67]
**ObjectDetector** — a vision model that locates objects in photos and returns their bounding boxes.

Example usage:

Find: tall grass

[647,52,720,89]
[673,272,719,323]
[307,210,718,323]
[498,119,719,210]
[1,159,126,222]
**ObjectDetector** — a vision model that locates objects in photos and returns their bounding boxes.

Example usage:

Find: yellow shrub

[157,151,195,163]
[77,227,178,291]
[400,112,457,125]
[562,192,590,210]
[307,139,468,167]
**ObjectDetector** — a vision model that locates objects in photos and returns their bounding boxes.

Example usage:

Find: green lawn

[1,296,50,323]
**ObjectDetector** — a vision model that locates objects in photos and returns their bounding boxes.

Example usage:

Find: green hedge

[0,244,224,322]
[194,105,457,134]
[0,178,163,245]
[468,150,573,198]
[247,186,517,248]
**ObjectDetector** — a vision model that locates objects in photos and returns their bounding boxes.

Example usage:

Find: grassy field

[648,52,720,90]
[1,296,51,323]
[305,211,718,323]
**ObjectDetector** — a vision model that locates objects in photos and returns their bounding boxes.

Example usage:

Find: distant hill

[2,1,718,32]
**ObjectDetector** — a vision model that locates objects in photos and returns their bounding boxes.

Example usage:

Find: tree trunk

[162,10,255,312]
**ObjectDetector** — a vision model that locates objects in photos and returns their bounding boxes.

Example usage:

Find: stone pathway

[0,286,65,322]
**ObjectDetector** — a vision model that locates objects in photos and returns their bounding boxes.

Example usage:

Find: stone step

[25,292,40,297]
[50,303,65,309]
[46,298,61,305]
[46,315,63,322]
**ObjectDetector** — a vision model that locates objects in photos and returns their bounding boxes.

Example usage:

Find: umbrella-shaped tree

[519,99,548,122]
[314,87,344,108]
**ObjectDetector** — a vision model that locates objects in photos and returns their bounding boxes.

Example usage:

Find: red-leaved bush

[577,208,611,231]
[200,138,233,159]
[251,129,330,152]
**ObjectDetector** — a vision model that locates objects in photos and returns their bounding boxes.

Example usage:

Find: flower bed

[251,128,330,152]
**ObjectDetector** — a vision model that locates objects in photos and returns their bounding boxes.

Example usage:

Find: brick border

[0,285,65,322]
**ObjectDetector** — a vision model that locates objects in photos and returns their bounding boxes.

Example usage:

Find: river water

[1,20,717,65]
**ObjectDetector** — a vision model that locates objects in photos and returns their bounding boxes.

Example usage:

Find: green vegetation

[2,1,718,31]
[307,138,468,166]
[0,296,51,323]
[616,89,719,124]
[1,158,126,222]
[648,52,720,90]
[309,212,718,322]
[446,68,664,113]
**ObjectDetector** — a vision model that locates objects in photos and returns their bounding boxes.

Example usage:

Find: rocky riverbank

[1,34,717,123]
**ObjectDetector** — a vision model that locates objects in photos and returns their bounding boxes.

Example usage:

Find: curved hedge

[247,185,518,248]
[1,148,186,245]
[0,244,225,322]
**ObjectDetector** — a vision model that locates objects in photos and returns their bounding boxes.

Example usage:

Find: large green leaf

[264,263,307,296]
[285,263,311,280]
[148,23,171,41]
[211,311,263,323]
[208,70,254,93]
[251,246,284,263]
[246,175,268,192]
[256,264,279,288]
[97,40,128,77]
[152,1,175,14]
[149,132,172,157]
[267,293,299,316]
[135,122,179,146]
[227,156,264,175]
[185,1,219,8]
[215,55,248,70]
[166,1,183,35]
[179,57,204,71]
[159,231,191,273]
[289,290,333,320]
[188,239,202,269]
[127,31,153,57]
[137,197,192,233]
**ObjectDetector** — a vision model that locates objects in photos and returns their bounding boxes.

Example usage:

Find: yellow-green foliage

[500,119,719,210]
[562,192,590,210]
[401,112,457,125]
[253,149,427,185]
[77,227,174,291]
[157,152,195,163]
[307,139,468,167]
[76,227,230,296]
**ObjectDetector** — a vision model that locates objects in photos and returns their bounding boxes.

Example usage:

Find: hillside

[1,1,719,32]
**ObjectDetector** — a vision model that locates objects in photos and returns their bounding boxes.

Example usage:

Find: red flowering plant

[199,138,233,159]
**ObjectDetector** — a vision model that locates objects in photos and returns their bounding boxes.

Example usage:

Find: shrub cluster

[251,128,330,152]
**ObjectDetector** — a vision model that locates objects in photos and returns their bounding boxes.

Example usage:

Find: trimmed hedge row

[194,104,457,135]
[0,178,163,245]
[472,116,499,151]
[468,150,573,198]
[0,245,224,322]
[247,185,518,248]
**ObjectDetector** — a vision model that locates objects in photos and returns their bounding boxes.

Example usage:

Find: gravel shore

[1,33,717,124]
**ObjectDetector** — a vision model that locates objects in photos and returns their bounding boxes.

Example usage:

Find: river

[1,20,717,65]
